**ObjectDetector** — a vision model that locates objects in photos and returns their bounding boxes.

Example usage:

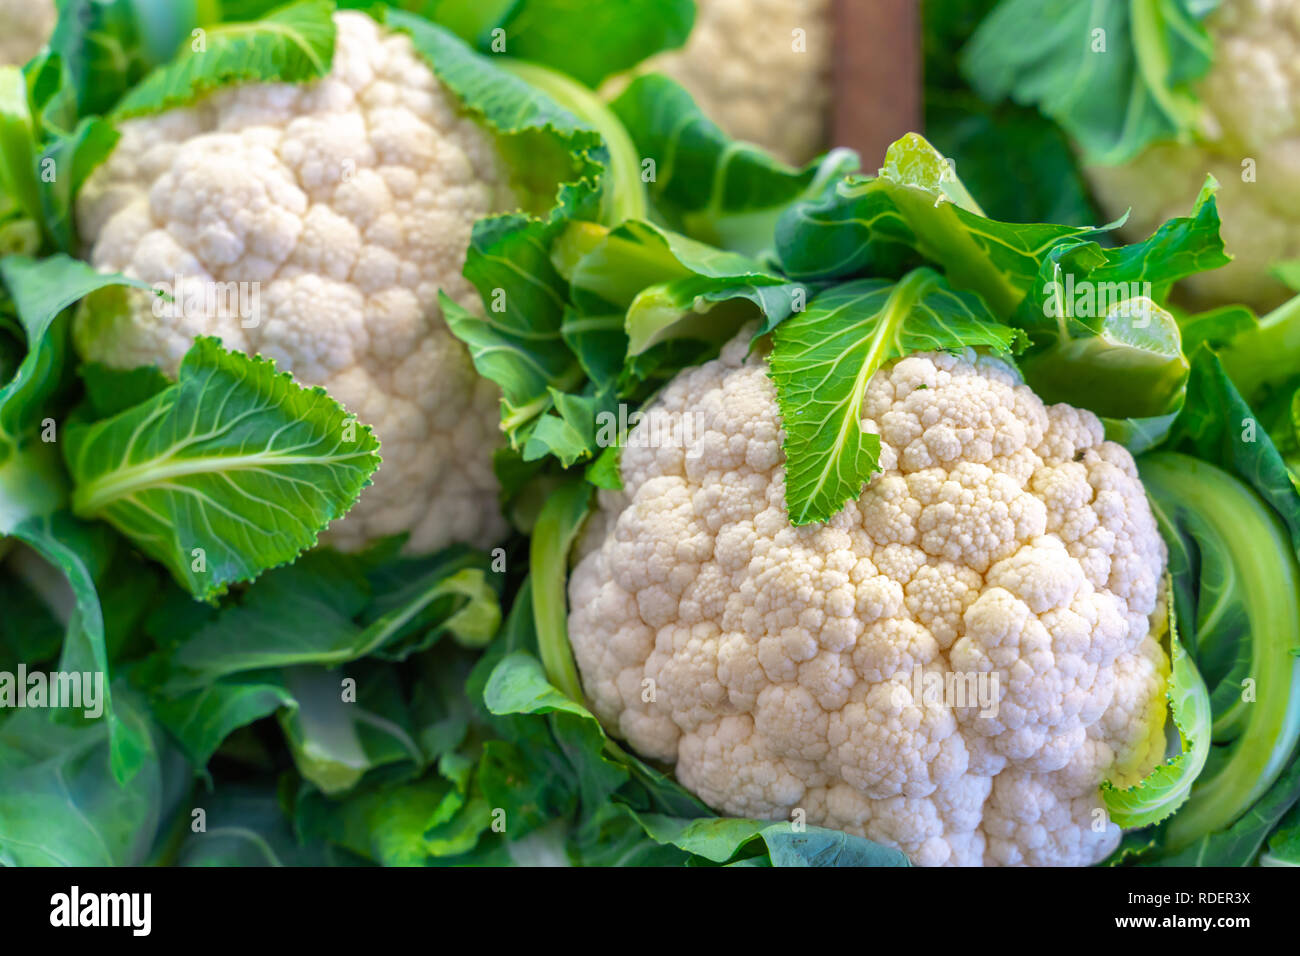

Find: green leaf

[385,8,604,221]
[153,547,499,711]
[112,0,337,119]
[923,89,1098,226]
[776,133,1098,315]
[65,336,381,600]
[1217,293,1300,402]
[35,117,121,252]
[610,73,859,258]
[571,220,800,355]
[1016,273,1189,420]
[990,177,1230,429]
[279,664,426,795]
[149,673,294,768]
[174,783,332,866]
[484,650,591,722]
[1140,432,1300,851]
[0,682,163,865]
[495,58,647,225]
[761,825,911,867]
[0,558,65,671]
[79,361,172,420]
[769,269,1025,526]
[961,0,1219,164]
[633,813,910,867]
[488,0,694,88]
[441,216,583,452]
[294,767,491,865]
[48,0,213,118]
[1,514,149,783]
[1153,748,1300,866]
[0,67,41,228]
[1261,801,1300,866]
[0,254,151,446]
[1102,588,1210,828]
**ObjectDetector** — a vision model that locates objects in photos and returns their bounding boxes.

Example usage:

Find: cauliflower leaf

[769,268,1025,525]
[1140,424,1300,851]
[960,0,1219,164]
[610,72,859,259]
[112,0,337,119]
[65,337,381,601]
[1101,589,1210,829]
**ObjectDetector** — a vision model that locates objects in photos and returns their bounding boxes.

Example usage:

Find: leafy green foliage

[173,783,333,866]
[449,217,802,472]
[923,0,1097,226]
[47,0,214,118]
[432,0,694,88]
[770,269,1024,525]
[1006,179,1228,435]
[1217,294,1300,404]
[1129,366,1300,858]
[1102,593,1210,828]
[961,0,1220,164]
[611,73,859,258]
[776,133,1098,315]
[0,681,162,864]
[143,543,499,775]
[65,337,381,601]
[113,0,337,119]
[0,255,151,447]
[1,515,151,783]
[387,8,605,222]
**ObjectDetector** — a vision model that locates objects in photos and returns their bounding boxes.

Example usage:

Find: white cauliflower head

[610,0,830,165]
[568,332,1170,866]
[0,0,55,67]
[1085,0,1300,310]
[75,11,512,553]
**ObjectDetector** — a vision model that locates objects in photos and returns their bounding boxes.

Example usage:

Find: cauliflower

[0,0,55,67]
[1084,0,1300,310]
[614,0,830,165]
[567,332,1170,867]
[75,11,512,553]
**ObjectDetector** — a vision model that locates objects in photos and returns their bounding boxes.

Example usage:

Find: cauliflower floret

[0,0,55,67]
[568,332,1169,866]
[607,0,831,165]
[75,11,512,552]
[1085,0,1300,310]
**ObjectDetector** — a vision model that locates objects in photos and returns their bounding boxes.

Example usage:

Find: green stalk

[1140,453,1300,848]
[529,480,592,704]
[0,67,41,226]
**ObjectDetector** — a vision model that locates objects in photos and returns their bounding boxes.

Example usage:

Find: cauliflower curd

[569,334,1170,866]
[1085,0,1300,310]
[75,11,511,552]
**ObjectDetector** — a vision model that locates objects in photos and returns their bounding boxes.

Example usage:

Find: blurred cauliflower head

[568,332,1170,867]
[1085,0,1300,310]
[0,0,55,67]
[75,11,512,553]
[618,0,830,165]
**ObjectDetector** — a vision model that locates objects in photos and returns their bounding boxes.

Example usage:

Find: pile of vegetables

[0,0,1296,867]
